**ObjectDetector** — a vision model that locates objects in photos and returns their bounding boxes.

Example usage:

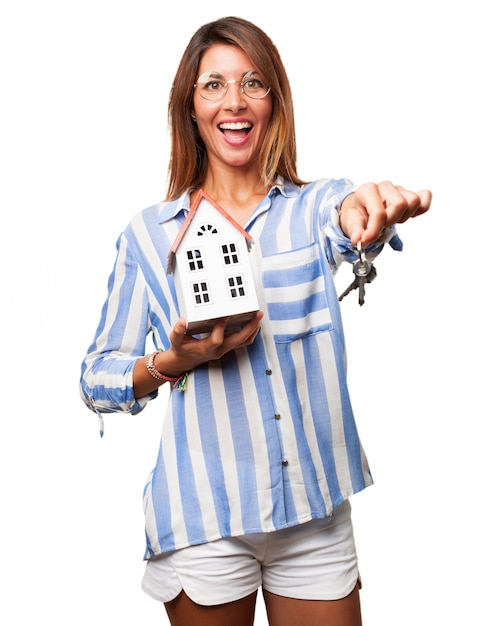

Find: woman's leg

[263,582,362,626]
[164,589,258,626]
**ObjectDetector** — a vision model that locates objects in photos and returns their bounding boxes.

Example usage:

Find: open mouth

[218,121,253,138]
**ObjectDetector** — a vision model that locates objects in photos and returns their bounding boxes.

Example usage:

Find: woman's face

[193,44,273,174]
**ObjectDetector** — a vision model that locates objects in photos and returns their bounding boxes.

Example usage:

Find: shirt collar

[272,176,301,198]
[157,177,301,224]
[158,192,191,223]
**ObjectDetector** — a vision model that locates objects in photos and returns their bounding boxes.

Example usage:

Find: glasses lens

[196,72,227,101]
[241,72,270,99]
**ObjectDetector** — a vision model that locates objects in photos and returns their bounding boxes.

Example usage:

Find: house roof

[170,189,252,254]
[167,189,253,274]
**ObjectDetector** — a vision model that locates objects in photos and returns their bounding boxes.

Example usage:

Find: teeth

[219,122,252,130]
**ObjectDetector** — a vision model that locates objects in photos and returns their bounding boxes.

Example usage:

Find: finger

[385,187,432,222]
[341,183,385,245]
[235,311,263,339]
[208,317,229,346]
[245,310,264,337]
[223,311,263,348]
[242,326,261,346]
[378,180,412,222]
[245,312,264,344]
[354,183,388,245]
[415,189,432,215]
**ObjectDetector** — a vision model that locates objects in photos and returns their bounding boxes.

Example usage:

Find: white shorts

[142,499,360,606]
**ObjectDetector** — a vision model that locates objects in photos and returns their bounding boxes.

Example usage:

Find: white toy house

[167,189,260,334]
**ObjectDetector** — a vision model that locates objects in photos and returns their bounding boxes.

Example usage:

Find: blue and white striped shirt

[80,177,402,558]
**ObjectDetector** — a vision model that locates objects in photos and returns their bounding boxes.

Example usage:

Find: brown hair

[166,16,305,200]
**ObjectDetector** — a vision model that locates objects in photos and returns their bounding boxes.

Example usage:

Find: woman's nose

[222,81,247,110]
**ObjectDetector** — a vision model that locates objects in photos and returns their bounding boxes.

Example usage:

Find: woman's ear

[191,112,197,122]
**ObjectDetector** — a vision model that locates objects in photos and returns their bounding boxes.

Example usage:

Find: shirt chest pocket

[260,242,333,343]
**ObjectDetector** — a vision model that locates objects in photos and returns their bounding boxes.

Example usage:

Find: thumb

[171,317,187,346]
[350,225,365,247]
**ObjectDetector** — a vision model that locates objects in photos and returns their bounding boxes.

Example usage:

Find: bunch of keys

[338,242,377,306]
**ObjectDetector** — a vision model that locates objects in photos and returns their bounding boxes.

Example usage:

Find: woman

[80,16,431,626]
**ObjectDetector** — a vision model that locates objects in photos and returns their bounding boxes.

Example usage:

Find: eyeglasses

[194,70,271,101]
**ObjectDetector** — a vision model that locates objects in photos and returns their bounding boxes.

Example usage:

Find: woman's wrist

[145,350,185,382]
[145,351,189,392]
[338,197,352,238]
[338,208,347,237]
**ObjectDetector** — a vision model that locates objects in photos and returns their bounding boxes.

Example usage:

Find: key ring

[357,241,366,264]
[356,242,370,277]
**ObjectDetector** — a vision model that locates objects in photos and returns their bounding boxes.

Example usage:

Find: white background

[1,1,499,624]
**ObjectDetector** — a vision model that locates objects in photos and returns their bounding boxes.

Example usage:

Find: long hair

[166,16,305,200]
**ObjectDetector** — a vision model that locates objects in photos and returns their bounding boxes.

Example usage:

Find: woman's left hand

[339,181,432,246]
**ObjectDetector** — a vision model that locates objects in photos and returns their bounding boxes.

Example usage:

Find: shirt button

[266,369,272,375]
[274,413,281,420]
[282,459,289,466]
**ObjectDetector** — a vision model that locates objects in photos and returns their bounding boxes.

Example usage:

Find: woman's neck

[198,167,270,227]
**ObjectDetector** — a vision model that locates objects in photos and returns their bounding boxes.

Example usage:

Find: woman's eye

[244,79,262,90]
[205,81,224,91]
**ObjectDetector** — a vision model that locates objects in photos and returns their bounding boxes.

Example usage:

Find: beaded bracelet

[146,351,188,391]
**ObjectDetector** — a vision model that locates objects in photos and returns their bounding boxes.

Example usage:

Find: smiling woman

[166,17,304,202]
[80,15,431,626]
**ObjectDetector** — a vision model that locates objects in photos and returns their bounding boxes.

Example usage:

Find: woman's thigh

[263,583,362,626]
[164,590,258,626]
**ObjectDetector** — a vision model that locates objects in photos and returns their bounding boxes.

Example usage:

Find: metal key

[338,243,377,306]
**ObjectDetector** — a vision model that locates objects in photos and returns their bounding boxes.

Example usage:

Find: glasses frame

[193,70,271,102]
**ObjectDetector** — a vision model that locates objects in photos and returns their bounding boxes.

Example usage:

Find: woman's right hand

[133,312,263,399]
[167,312,264,372]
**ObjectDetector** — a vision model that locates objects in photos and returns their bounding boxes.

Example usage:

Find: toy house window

[187,249,204,271]
[221,242,240,266]
[227,275,247,299]
[197,223,218,236]
[192,281,211,305]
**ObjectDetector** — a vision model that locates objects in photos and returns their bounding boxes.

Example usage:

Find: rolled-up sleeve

[80,231,158,433]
